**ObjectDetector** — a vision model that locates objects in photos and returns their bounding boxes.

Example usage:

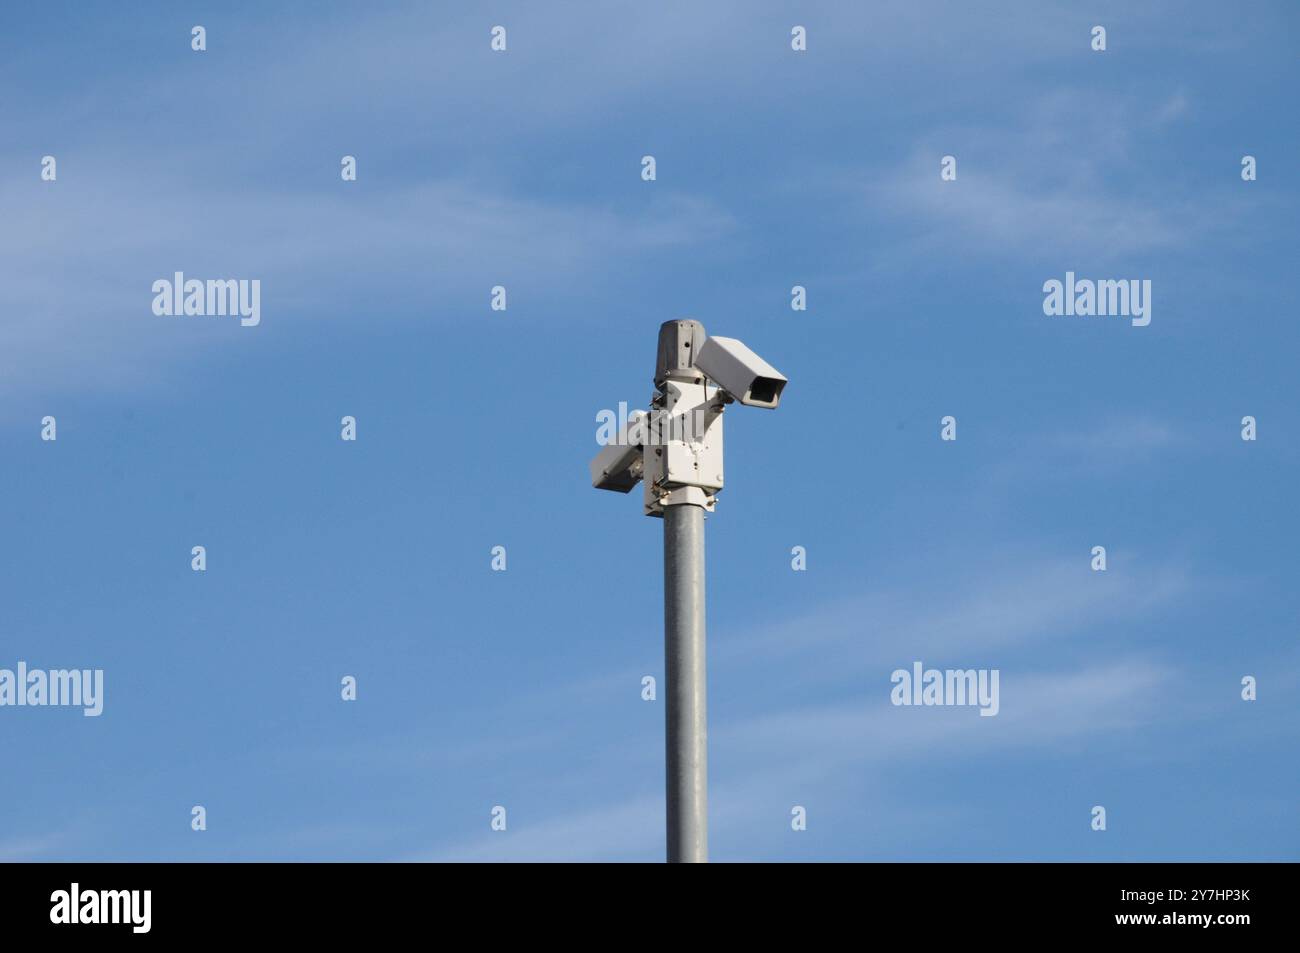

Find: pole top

[654,319,707,387]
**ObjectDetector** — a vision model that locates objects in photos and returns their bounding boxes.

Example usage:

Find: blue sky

[1,1,1296,861]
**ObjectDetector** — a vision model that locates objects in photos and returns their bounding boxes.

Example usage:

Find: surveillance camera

[694,336,788,409]
[590,410,648,492]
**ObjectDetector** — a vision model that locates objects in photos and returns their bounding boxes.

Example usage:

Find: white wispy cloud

[413,657,1174,861]
[416,795,663,862]
[406,548,1192,860]
[0,832,68,861]
[0,174,734,407]
[718,552,1189,674]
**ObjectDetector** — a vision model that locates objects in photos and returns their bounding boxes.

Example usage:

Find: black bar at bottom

[0,861,1284,939]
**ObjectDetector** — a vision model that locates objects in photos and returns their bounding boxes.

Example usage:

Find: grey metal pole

[664,501,708,863]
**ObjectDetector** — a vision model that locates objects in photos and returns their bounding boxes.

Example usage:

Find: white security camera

[693,336,788,409]
[590,410,648,492]
[590,322,789,511]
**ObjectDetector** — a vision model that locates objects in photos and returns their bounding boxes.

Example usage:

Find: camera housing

[590,410,648,492]
[693,336,787,409]
[641,379,724,516]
